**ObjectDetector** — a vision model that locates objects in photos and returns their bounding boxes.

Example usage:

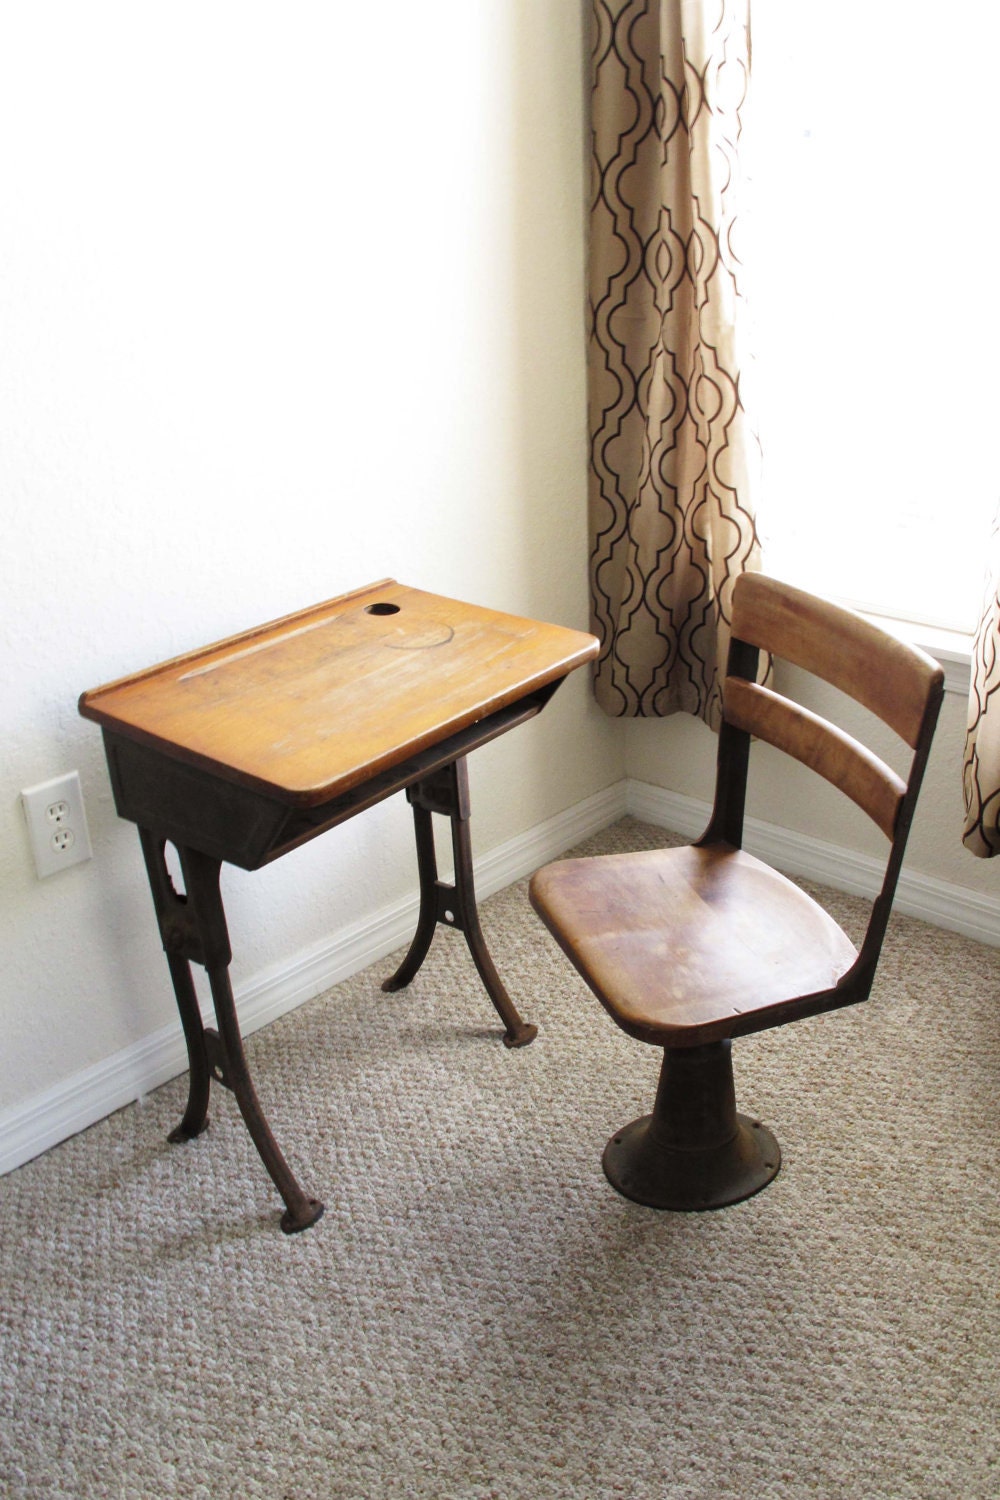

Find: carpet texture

[1,819,998,1499]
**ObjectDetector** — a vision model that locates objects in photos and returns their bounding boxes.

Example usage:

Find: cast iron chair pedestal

[602,1040,780,1211]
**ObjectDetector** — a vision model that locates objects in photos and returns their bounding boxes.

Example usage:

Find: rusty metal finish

[381,760,538,1048]
[138,830,324,1234]
[602,1041,780,1211]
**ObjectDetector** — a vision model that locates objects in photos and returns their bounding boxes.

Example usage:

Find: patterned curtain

[588,0,760,728]
[963,505,1000,856]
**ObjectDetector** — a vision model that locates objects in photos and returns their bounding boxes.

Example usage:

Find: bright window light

[746,3,1000,634]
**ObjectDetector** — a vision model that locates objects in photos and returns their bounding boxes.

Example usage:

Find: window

[747,3,1000,635]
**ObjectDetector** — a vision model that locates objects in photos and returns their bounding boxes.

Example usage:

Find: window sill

[859,612,971,697]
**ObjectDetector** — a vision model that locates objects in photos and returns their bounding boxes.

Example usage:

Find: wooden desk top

[79,581,598,807]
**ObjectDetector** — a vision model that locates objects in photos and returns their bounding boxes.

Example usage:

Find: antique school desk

[79,581,598,1233]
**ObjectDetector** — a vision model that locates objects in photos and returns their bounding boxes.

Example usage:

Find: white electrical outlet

[21,771,93,878]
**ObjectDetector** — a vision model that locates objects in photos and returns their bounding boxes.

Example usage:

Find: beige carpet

[1,819,998,1499]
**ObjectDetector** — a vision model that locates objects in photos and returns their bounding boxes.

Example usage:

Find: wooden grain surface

[731,573,942,748]
[723,678,906,838]
[529,842,859,1045]
[79,581,598,805]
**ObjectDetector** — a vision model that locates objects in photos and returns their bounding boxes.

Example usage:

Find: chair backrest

[703,573,945,989]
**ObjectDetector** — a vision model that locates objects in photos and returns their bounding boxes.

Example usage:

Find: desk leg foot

[206,959,325,1234]
[447,773,537,1047]
[280,1198,326,1235]
[168,1120,210,1144]
[502,1021,539,1049]
[140,830,324,1233]
[460,903,538,1049]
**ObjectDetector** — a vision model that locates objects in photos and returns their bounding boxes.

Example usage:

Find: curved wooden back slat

[731,574,941,749]
[723,678,906,839]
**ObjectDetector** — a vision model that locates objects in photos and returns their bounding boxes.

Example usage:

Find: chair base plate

[602,1112,781,1211]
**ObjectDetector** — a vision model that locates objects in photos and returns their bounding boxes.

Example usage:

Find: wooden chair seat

[530,841,859,1048]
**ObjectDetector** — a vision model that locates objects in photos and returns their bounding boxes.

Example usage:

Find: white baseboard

[5,772,996,1178]
[626,780,1000,948]
[0,780,628,1178]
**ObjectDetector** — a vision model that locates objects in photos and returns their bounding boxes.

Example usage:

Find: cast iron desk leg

[138,829,325,1234]
[381,758,537,1048]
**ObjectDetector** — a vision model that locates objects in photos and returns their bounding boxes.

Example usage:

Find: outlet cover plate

[21,771,93,878]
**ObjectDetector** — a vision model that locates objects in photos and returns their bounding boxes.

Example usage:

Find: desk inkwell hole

[365,602,401,616]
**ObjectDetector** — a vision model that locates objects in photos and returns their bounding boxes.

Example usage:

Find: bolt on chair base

[602,1111,781,1210]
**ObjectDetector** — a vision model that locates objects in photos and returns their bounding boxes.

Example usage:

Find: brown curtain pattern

[588,0,760,728]
[963,504,1000,856]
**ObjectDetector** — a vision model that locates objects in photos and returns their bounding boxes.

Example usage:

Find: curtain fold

[963,503,1000,856]
[588,0,760,729]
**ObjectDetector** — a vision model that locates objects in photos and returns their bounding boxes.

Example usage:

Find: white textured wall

[0,3,622,1117]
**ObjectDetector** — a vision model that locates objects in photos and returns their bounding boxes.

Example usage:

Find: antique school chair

[529,574,944,1208]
